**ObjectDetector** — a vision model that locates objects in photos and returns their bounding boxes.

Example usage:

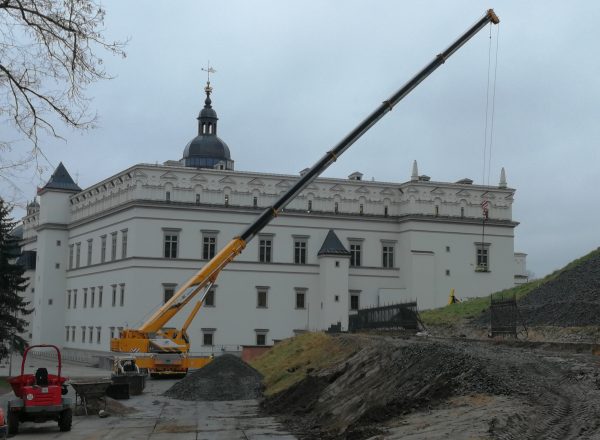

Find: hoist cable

[487,24,500,187]
[482,24,493,186]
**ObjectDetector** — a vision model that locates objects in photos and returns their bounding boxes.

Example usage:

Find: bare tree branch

[0,0,127,188]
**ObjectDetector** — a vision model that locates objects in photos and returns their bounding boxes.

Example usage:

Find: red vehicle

[6,345,72,435]
[0,407,7,439]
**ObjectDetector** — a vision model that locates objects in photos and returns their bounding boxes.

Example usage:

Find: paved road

[2,357,296,439]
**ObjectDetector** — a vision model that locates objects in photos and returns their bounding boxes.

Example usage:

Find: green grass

[420,247,600,327]
[249,332,356,396]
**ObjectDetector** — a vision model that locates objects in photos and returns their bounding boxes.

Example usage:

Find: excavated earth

[164,354,263,401]
[263,335,600,439]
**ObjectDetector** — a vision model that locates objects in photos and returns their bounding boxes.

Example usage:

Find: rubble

[164,354,263,401]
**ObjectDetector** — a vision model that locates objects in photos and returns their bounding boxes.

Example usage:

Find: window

[349,242,362,267]
[76,242,81,268]
[55,263,60,269]
[350,292,360,311]
[195,193,200,205]
[257,287,268,308]
[307,200,312,212]
[294,238,307,264]
[359,204,364,215]
[163,284,176,304]
[73,289,77,308]
[253,196,258,208]
[112,285,117,307]
[71,326,75,342]
[83,288,88,308]
[335,295,340,302]
[202,329,215,346]
[111,232,117,261]
[446,269,451,276]
[382,243,394,268]
[81,326,86,343]
[435,205,439,216]
[204,288,215,307]
[334,202,339,214]
[384,206,389,217]
[98,287,103,307]
[202,233,217,260]
[166,191,171,202]
[258,235,273,263]
[67,290,71,309]
[461,207,465,217]
[120,284,125,306]
[295,288,306,309]
[96,327,101,344]
[66,326,69,342]
[57,240,61,246]
[69,244,74,269]
[446,246,450,252]
[48,298,53,305]
[110,327,115,339]
[476,243,490,271]
[256,331,268,346]
[87,239,93,265]
[91,287,95,308]
[121,230,128,259]
[164,232,179,259]
[88,326,93,343]
[224,194,229,206]
[101,235,107,263]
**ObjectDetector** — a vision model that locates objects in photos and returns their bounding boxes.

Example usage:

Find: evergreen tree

[0,198,31,360]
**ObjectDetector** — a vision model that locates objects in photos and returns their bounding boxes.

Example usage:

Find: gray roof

[42,162,81,192]
[183,135,231,160]
[318,230,350,256]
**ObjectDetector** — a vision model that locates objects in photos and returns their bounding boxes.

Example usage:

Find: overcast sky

[1,1,599,279]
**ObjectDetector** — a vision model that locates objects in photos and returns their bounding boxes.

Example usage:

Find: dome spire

[202,61,216,108]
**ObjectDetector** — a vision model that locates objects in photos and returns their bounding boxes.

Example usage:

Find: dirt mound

[263,340,511,439]
[164,354,263,401]
[518,249,600,326]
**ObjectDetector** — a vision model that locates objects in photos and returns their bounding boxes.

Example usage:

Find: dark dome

[181,81,234,170]
[183,135,231,160]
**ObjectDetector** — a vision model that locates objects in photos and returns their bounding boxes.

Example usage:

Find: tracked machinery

[111,9,500,376]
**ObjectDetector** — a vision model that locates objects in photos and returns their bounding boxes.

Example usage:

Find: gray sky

[2,1,599,279]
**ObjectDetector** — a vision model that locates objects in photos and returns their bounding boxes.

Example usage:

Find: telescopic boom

[130,9,500,335]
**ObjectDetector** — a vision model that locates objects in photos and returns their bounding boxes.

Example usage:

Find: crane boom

[112,9,499,356]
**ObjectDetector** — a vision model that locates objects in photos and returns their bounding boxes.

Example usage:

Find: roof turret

[318,230,351,256]
[40,162,81,193]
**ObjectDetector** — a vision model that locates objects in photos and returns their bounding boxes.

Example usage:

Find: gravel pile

[518,249,600,327]
[164,354,263,401]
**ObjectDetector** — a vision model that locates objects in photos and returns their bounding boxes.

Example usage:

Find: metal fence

[348,301,420,332]
[490,293,519,337]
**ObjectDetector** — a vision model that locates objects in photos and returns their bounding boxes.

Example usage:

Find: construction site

[3,247,600,439]
[2,5,600,440]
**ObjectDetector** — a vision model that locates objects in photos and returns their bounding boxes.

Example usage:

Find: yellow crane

[111,9,500,377]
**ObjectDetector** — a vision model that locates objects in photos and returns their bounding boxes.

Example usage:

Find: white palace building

[18,84,527,356]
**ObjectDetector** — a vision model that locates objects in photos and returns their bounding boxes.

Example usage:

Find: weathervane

[202,61,216,93]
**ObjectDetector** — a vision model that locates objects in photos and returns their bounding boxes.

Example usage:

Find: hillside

[421,247,600,331]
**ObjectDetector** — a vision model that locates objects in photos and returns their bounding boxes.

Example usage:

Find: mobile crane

[111,10,500,376]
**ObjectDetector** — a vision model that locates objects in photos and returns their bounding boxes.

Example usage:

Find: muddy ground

[263,334,600,439]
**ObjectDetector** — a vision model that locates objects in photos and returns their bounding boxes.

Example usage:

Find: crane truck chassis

[111,9,500,375]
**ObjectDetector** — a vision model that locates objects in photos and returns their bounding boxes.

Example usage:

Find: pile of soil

[263,340,512,439]
[164,354,262,401]
[518,250,600,327]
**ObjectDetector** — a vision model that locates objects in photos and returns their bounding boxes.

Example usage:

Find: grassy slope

[249,332,355,396]
[420,247,600,327]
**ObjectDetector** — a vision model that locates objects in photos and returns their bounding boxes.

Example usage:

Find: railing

[349,301,420,332]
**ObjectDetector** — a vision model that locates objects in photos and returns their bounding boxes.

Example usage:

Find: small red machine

[0,407,7,439]
[6,344,72,435]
